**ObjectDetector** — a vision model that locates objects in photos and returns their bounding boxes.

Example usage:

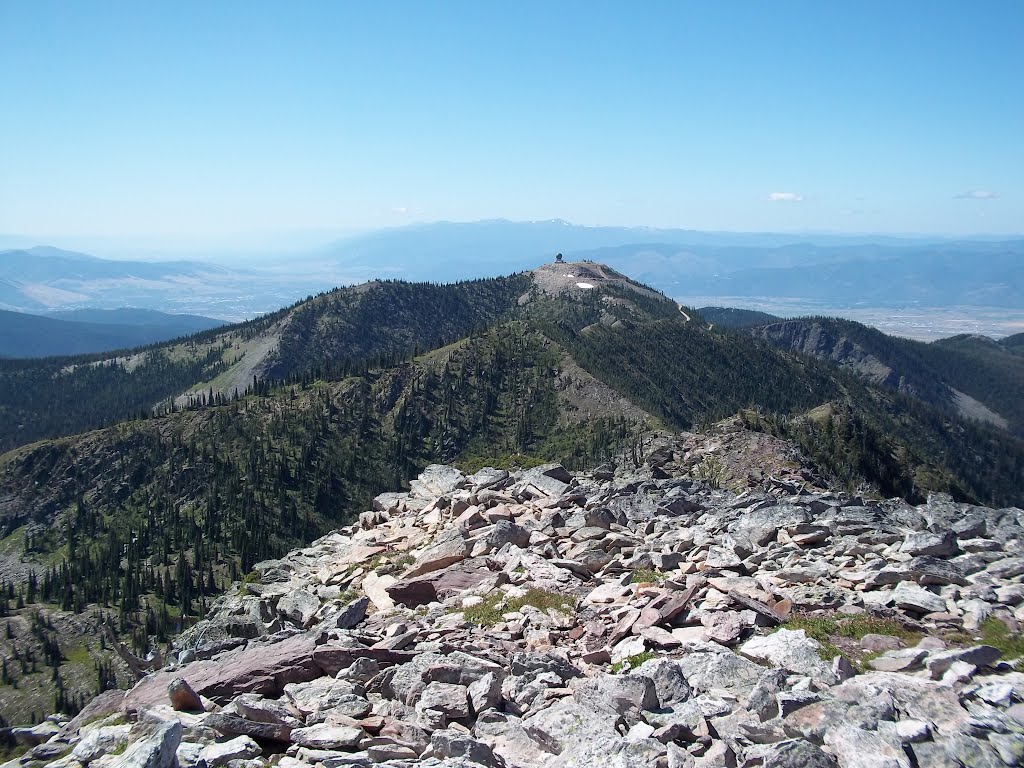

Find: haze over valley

[3,222,1023,342]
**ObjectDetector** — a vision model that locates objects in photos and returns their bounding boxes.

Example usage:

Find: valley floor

[678,296,1024,341]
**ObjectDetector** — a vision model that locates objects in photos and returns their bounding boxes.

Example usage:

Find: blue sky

[1,1,1021,246]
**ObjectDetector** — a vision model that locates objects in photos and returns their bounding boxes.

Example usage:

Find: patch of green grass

[612,651,656,674]
[76,712,127,730]
[241,570,261,584]
[833,616,921,644]
[780,620,842,661]
[0,742,30,763]
[692,454,727,489]
[779,616,838,643]
[461,593,506,626]
[374,553,414,575]
[0,525,27,557]
[64,645,91,666]
[456,453,547,474]
[462,588,577,627]
[942,631,975,647]
[780,614,923,664]
[629,568,665,584]
[980,617,1024,660]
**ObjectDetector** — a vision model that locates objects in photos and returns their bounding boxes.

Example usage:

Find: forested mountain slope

[0,262,1022,725]
[0,273,531,453]
[750,317,1024,435]
[697,306,783,328]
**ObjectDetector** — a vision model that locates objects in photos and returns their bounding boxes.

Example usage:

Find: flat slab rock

[124,633,322,710]
[386,560,495,607]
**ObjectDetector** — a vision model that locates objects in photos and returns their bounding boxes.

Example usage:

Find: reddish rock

[728,591,782,625]
[124,633,321,710]
[403,532,470,578]
[203,713,293,743]
[168,677,204,711]
[608,608,641,645]
[386,560,495,607]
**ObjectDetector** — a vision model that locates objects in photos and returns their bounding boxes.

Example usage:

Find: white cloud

[955,190,997,200]
[391,205,424,216]
[768,192,803,202]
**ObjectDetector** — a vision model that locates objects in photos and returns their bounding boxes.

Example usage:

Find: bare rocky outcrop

[7,429,1024,768]
[752,320,918,395]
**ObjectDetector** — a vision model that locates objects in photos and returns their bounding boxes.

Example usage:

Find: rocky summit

[6,426,1024,768]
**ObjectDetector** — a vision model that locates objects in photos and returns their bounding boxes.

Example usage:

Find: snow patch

[576,282,596,290]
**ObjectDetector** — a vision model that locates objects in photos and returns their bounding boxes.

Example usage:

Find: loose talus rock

[9,425,1024,768]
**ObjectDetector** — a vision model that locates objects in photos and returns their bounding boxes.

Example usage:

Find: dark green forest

[0,274,531,454]
[0,348,229,454]
[750,317,1024,436]
[1004,331,1024,356]
[262,275,532,380]
[696,306,783,328]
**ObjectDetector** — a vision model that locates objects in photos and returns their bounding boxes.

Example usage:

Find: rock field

[5,428,1024,768]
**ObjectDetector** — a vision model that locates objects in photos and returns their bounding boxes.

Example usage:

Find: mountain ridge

[747,317,1024,436]
[0,259,1022,737]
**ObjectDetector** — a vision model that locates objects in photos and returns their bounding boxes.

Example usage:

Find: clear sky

[1,1,1021,245]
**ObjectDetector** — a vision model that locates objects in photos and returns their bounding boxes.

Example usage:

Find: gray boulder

[110,720,181,768]
[198,736,261,767]
[740,629,838,685]
[278,588,321,627]
[900,531,958,558]
[572,674,659,725]
[632,658,692,707]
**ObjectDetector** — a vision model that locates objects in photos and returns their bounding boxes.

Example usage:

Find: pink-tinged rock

[403,533,470,578]
[386,560,495,607]
[63,690,127,735]
[608,608,641,645]
[635,592,693,631]
[638,625,681,649]
[701,611,745,645]
[290,723,364,749]
[728,590,783,625]
[362,572,397,612]
[168,677,204,711]
[124,633,321,710]
[580,648,611,664]
[670,626,708,644]
[338,545,387,567]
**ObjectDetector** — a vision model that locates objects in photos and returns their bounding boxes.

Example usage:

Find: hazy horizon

[3,217,1024,265]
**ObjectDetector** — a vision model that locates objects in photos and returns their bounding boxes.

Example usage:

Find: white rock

[740,629,838,685]
[198,736,261,767]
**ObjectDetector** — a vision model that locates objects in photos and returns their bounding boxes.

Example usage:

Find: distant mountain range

[322,221,1024,309]
[3,222,1024,326]
[0,307,226,358]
